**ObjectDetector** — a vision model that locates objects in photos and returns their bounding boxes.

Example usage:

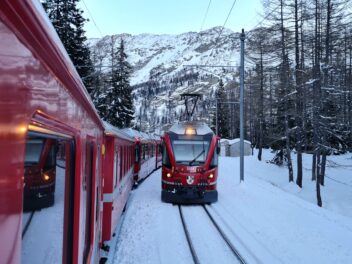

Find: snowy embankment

[110,151,352,264]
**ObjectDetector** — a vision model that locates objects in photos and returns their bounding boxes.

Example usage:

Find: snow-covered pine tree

[104,37,134,128]
[216,79,230,138]
[42,0,95,95]
[116,39,134,127]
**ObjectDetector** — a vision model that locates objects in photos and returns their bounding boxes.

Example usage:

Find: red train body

[101,122,135,247]
[121,128,162,184]
[0,2,160,263]
[161,122,219,204]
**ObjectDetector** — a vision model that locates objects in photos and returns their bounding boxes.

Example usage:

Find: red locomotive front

[161,122,219,204]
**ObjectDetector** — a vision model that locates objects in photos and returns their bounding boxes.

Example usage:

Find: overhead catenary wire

[81,0,104,38]
[200,0,212,32]
[205,0,238,65]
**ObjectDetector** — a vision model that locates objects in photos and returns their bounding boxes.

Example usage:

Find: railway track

[178,205,246,264]
[178,205,201,264]
[22,211,35,238]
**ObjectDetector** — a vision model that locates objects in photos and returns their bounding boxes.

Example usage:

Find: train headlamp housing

[185,128,196,135]
[208,173,214,179]
[166,172,172,178]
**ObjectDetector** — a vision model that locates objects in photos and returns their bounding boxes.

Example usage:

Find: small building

[219,139,230,156]
[220,138,252,157]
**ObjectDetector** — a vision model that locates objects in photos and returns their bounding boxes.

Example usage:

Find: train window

[135,144,140,163]
[128,147,130,168]
[113,149,118,188]
[117,147,121,181]
[122,146,125,177]
[142,144,146,160]
[129,147,132,168]
[22,134,75,264]
[120,146,123,180]
[24,139,44,164]
[210,143,219,168]
[162,144,171,168]
[44,142,57,169]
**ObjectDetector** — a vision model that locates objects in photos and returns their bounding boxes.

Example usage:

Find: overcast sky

[78,0,264,38]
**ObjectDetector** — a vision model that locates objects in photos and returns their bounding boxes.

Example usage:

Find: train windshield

[171,136,211,165]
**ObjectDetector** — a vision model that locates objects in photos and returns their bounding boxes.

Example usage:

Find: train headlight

[43,174,50,181]
[185,128,196,135]
[208,173,214,179]
[166,173,172,178]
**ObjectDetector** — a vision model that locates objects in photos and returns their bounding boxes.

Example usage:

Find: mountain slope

[89,27,245,133]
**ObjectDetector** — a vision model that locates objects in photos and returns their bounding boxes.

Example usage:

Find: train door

[21,131,75,264]
[83,141,96,264]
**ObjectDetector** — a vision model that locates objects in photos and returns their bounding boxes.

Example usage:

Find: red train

[121,128,162,184]
[100,123,161,253]
[0,2,160,263]
[161,122,220,203]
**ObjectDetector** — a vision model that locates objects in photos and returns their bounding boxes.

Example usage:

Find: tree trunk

[312,153,316,181]
[296,153,303,187]
[258,48,264,161]
[321,153,326,186]
[316,151,322,207]
[286,116,294,182]
[294,0,303,188]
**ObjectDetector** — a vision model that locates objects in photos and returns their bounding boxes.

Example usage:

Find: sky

[78,0,264,38]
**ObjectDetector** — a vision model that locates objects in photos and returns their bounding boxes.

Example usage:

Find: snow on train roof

[103,121,134,141]
[120,128,160,141]
[168,121,214,135]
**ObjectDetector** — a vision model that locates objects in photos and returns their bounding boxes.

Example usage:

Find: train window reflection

[24,139,44,164]
[22,134,73,264]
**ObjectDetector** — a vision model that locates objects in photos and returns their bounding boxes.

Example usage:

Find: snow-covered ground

[244,149,352,218]
[110,150,352,264]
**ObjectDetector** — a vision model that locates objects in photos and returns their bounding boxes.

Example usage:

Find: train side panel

[0,1,104,263]
[101,135,134,245]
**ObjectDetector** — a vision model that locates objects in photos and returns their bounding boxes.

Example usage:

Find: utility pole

[240,29,245,182]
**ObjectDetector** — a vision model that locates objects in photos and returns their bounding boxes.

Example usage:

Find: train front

[161,122,219,204]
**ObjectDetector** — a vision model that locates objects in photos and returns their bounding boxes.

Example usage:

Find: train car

[0,1,105,263]
[121,129,160,184]
[101,122,135,253]
[161,121,220,204]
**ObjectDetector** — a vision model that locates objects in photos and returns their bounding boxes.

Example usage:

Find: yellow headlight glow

[208,174,214,179]
[185,128,196,135]
[166,173,172,178]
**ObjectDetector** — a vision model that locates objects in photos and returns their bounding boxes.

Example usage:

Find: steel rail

[22,211,35,238]
[178,205,200,264]
[202,205,247,264]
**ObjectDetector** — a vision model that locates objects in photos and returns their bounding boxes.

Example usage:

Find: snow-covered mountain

[89,27,247,133]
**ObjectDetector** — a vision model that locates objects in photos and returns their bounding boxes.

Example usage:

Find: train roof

[168,121,214,136]
[120,128,161,142]
[103,122,135,142]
